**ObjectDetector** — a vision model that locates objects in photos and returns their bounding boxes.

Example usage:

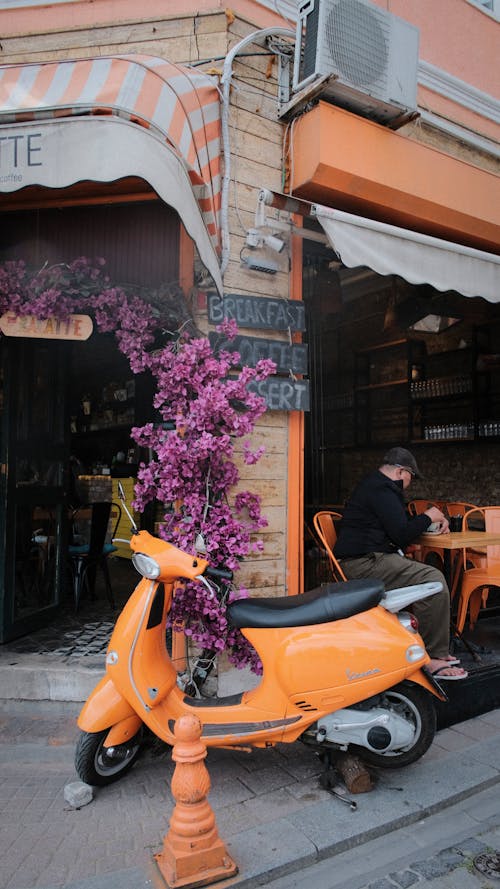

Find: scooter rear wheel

[75,728,143,786]
[352,682,436,769]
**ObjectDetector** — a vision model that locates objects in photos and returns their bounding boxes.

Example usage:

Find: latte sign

[0,313,93,341]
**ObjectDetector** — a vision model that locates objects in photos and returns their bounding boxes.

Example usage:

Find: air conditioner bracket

[277,73,338,120]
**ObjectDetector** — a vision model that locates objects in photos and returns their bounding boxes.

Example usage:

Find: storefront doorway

[0,337,70,641]
[302,238,500,589]
[0,197,180,642]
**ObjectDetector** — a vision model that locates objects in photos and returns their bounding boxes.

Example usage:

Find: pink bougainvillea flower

[0,257,277,672]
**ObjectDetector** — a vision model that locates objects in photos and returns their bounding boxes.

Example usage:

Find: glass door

[0,338,70,642]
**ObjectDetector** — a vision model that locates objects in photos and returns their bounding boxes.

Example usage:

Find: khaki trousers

[340,551,450,660]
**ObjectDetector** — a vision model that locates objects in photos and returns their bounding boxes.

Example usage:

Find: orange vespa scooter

[75,492,446,787]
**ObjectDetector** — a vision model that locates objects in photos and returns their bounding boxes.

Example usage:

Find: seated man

[334,446,467,681]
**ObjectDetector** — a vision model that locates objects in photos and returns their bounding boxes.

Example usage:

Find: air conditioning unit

[293,0,419,126]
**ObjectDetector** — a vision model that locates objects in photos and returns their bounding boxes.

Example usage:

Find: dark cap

[382,447,422,479]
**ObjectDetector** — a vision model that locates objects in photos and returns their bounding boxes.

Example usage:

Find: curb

[0,654,103,702]
[222,774,500,889]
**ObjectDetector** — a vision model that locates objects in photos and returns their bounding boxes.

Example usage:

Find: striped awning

[0,55,222,290]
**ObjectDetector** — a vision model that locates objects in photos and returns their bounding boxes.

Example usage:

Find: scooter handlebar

[204,566,234,582]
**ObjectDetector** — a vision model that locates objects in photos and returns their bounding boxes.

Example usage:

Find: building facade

[0,0,498,642]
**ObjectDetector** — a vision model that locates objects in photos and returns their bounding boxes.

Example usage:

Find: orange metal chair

[407,499,441,516]
[408,500,443,565]
[312,511,347,582]
[409,500,445,569]
[410,501,474,573]
[455,506,500,633]
[442,502,479,598]
[444,501,476,518]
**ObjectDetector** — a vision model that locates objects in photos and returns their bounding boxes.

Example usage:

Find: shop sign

[0,313,93,341]
[208,333,308,374]
[207,292,306,332]
[248,378,310,412]
[0,130,44,186]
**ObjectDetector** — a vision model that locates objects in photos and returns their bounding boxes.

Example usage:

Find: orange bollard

[154,714,238,889]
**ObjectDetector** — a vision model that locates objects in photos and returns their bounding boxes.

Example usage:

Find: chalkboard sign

[207,292,306,332]
[248,378,310,412]
[209,333,308,375]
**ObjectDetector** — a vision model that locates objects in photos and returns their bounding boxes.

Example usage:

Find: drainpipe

[220,26,295,279]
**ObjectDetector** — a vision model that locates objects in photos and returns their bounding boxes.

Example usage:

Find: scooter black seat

[227,578,384,629]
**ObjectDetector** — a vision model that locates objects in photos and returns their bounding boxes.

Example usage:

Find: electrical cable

[220,26,295,278]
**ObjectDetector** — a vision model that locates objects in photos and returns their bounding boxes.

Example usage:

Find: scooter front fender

[78,675,139,733]
[103,715,143,748]
[409,668,447,702]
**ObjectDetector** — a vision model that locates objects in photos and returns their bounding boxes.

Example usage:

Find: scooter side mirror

[117,481,139,534]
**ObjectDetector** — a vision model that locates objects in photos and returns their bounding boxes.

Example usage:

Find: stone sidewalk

[1,699,500,889]
[264,784,500,889]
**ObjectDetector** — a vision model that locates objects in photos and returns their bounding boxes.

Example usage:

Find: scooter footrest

[183,692,244,707]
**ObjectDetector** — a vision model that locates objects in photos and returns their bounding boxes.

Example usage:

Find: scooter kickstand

[319,768,357,811]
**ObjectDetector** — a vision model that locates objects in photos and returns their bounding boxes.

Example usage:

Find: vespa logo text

[346,668,381,681]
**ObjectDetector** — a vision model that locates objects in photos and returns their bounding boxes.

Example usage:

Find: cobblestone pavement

[355,828,500,889]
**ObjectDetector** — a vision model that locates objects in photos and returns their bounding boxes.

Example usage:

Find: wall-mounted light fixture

[245,228,286,253]
[240,189,334,273]
[240,254,280,274]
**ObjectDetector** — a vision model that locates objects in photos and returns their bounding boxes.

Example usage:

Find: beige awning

[312,205,500,302]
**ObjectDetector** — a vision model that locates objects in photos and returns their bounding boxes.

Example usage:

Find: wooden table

[416,529,500,659]
[416,530,500,586]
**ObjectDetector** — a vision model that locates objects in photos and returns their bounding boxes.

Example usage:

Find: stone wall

[336,443,500,509]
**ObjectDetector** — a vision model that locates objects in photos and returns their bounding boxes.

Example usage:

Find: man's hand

[425,506,450,533]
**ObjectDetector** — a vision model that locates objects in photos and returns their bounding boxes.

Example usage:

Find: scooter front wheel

[75,728,143,786]
[353,682,436,769]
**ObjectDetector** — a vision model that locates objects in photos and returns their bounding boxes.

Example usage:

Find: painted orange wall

[370,0,499,138]
[291,102,500,252]
[1,0,496,140]
[376,0,499,93]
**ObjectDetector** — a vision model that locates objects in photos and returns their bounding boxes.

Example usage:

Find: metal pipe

[220,28,294,277]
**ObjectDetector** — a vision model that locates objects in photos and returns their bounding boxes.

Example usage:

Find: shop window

[466,0,499,18]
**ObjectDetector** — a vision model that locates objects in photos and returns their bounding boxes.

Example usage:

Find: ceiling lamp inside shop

[395,294,462,334]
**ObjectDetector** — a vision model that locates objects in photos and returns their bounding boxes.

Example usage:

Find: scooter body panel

[78,675,137,733]
[106,578,179,712]
[103,714,143,747]
[77,526,443,763]
[102,602,435,749]
[405,667,447,700]
[244,605,430,707]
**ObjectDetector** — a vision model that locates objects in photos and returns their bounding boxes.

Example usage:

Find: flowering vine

[0,258,275,672]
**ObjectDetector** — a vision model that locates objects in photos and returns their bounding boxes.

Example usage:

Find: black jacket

[334,470,432,558]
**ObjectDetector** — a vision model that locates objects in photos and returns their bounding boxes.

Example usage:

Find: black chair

[68,501,121,612]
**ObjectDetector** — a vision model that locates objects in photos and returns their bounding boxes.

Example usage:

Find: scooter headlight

[132,553,161,579]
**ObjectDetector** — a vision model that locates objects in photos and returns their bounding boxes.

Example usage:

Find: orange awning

[290,101,500,255]
[0,55,222,291]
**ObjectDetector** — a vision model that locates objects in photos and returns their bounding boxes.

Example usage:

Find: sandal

[429,664,468,681]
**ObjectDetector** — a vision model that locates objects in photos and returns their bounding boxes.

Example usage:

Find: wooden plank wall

[0,7,294,598]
